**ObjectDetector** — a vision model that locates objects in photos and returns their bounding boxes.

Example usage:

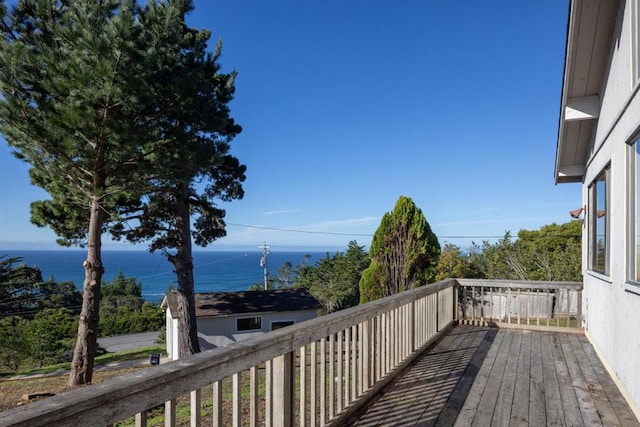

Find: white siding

[581,0,640,415]
[165,308,179,361]
[196,309,317,350]
[165,307,318,360]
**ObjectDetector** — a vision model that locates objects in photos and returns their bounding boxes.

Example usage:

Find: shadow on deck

[349,325,639,427]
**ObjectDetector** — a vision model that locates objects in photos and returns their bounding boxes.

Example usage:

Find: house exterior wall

[196,309,318,351]
[165,308,179,361]
[580,0,640,414]
[164,308,318,360]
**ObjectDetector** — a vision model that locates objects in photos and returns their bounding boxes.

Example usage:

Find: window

[271,320,294,331]
[629,141,640,284]
[634,0,640,84]
[588,166,609,275]
[237,316,262,331]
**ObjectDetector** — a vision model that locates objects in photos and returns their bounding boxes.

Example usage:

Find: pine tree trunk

[168,183,200,357]
[69,197,104,387]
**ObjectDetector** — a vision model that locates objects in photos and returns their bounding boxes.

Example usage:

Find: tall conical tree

[0,0,216,385]
[359,196,440,303]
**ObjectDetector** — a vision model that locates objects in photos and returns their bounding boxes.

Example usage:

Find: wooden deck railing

[456,279,583,330]
[0,279,582,427]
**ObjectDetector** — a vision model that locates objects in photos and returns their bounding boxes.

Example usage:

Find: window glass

[237,317,261,331]
[271,321,294,331]
[635,0,640,84]
[630,142,640,282]
[589,168,609,275]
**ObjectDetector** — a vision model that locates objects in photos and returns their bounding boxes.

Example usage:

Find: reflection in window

[271,320,294,331]
[629,142,640,283]
[237,317,262,331]
[589,167,609,275]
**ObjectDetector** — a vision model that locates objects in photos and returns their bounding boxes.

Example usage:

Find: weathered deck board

[348,325,639,427]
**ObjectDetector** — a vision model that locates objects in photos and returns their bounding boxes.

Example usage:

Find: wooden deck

[349,325,639,427]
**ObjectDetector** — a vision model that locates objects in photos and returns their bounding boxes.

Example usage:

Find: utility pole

[259,242,271,290]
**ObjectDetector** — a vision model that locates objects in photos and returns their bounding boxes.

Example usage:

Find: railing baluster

[385,311,390,374]
[344,327,350,407]
[329,333,335,420]
[358,321,365,395]
[165,398,176,427]
[190,389,201,427]
[337,329,343,413]
[266,359,272,427]
[212,381,222,427]
[351,324,357,403]
[300,345,307,427]
[472,286,476,323]
[135,411,147,427]
[536,288,540,326]
[250,366,258,427]
[376,315,382,382]
[232,373,241,427]
[480,286,485,325]
[567,289,572,327]
[272,352,294,427]
[320,337,326,426]
[310,341,317,427]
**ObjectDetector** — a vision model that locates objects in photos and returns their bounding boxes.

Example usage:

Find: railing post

[453,283,459,323]
[409,300,415,352]
[273,351,294,427]
[436,290,440,332]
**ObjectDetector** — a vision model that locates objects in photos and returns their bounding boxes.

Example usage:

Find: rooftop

[163,288,322,318]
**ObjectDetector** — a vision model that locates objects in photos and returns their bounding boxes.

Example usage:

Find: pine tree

[109,27,245,358]
[0,0,220,384]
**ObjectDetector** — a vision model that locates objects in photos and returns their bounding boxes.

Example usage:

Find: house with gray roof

[162,288,322,360]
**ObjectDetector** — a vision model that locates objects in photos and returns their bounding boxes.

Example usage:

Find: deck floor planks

[452,327,505,426]
[349,327,473,427]
[559,332,603,426]
[492,330,522,426]
[567,333,621,426]
[540,332,564,426]
[510,330,532,426]
[348,325,639,427]
[549,332,584,426]
[579,338,640,426]
[528,331,546,426]
[470,329,515,426]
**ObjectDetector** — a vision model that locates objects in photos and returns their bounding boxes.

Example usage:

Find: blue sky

[0,1,579,252]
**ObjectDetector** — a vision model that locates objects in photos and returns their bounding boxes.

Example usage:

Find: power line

[226,222,373,237]
[226,222,580,240]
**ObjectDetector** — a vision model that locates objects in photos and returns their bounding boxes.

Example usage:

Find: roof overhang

[555,0,619,184]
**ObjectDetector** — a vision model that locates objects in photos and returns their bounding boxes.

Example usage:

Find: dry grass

[0,367,145,412]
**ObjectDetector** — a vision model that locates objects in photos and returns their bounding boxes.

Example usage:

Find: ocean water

[4,250,326,303]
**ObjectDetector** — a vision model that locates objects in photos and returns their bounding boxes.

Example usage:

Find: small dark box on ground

[149,353,161,365]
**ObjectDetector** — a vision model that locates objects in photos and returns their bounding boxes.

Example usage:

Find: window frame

[236,316,262,332]
[628,140,640,287]
[633,0,640,85]
[588,165,610,276]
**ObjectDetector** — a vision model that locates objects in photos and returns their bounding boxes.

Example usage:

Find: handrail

[0,279,458,427]
[456,279,583,330]
[0,279,583,426]
[457,278,583,291]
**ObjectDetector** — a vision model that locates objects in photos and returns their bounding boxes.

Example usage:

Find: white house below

[162,288,322,360]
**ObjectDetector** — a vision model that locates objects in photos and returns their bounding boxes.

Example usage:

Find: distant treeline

[263,220,582,314]
[0,256,163,372]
